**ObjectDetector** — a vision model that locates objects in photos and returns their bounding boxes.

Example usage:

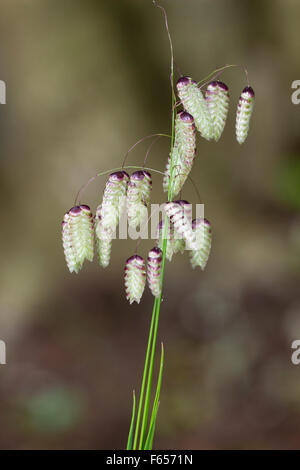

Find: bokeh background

[1,0,300,449]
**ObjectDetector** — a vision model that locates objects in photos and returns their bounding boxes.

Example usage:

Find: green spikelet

[99,171,129,236]
[163,111,196,198]
[189,218,212,270]
[165,200,196,250]
[147,247,163,298]
[236,86,255,144]
[127,171,152,229]
[96,234,112,268]
[62,213,81,273]
[172,231,185,255]
[124,255,146,304]
[205,81,229,141]
[163,146,182,197]
[62,205,94,273]
[176,76,214,141]
[78,205,94,262]
[95,207,112,268]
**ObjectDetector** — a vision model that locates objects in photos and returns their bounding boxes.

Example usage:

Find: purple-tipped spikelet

[94,207,112,268]
[190,218,212,270]
[127,170,152,229]
[205,81,229,142]
[124,255,146,304]
[99,171,129,236]
[147,247,163,298]
[235,86,255,144]
[163,111,196,197]
[62,205,94,273]
[165,200,195,249]
[176,76,213,141]
[62,215,80,273]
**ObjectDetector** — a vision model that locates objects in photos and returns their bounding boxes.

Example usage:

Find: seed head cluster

[62,68,254,304]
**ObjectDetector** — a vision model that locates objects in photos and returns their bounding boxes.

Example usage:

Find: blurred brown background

[0,0,300,449]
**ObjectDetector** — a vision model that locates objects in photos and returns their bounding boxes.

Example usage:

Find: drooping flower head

[99,171,129,236]
[94,206,112,268]
[127,170,152,229]
[124,255,146,304]
[235,86,255,144]
[62,215,80,274]
[176,76,214,141]
[165,200,195,249]
[205,81,229,142]
[62,204,94,273]
[163,111,196,198]
[147,247,163,298]
[189,218,212,270]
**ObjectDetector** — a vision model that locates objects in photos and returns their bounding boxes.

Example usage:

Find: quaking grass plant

[61,1,255,450]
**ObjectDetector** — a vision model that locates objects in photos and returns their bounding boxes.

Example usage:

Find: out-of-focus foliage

[23,387,83,433]
[1,0,300,449]
[274,155,300,209]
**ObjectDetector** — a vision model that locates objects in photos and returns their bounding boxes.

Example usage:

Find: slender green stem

[138,290,162,448]
[138,205,173,448]
[137,1,176,449]
[126,391,136,450]
[132,298,157,450]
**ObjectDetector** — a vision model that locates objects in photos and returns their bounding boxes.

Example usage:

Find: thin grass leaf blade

[143,343,164,450]
[126,391,136,450]
[144,401,160,450]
